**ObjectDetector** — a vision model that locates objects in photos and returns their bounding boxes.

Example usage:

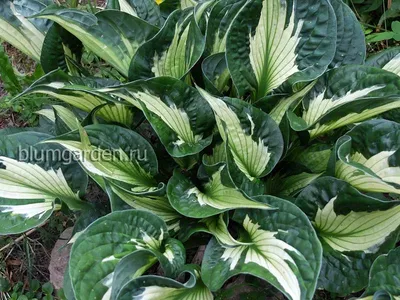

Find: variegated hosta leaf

[0,130,88,196]
[40,22,83,74]
[205,0,246,55]
[106,0,164,27]
[35,8,158,77]
[202,196,322,300]
[197,88,283,187]
[0,198,55,235]
[288,66,400,138]
[328,0,366,68]
[268,81,316,124]
[116,265,213,300]
[314,196,400,252]
[110,183,181,232]
[202,141,226,167]
[226,0,336,100]
[202,53,231,95]
[167,165,272,218]
[0,0,52,61]
[0,155,88,235]
[366,47,400,76]
[277,172,322,197]
[112,77,215,157]
[361,247,400,299]
[334,119,400,194]
[52,105,80,134]
[44,124,160,193]
[69,210,185,300]
[295,177,400,295]
[288,144,332,173]
[36,108,56,123]
[17,70,134,126]
[129,9,205,80]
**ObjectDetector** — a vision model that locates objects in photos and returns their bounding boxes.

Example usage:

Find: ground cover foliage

[1,0,400,299]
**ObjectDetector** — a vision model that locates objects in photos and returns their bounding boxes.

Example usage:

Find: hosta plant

[1,0,400,299]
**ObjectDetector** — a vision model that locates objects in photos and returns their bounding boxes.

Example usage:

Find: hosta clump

[1,0,400,299]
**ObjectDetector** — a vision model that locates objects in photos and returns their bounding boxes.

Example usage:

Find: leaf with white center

[226,0,336,100]
[52,105,80,134]
[110,183,181,231]
[111,238,185,300]
[116,265,213,300]
[114,77,215,157]
[268,81,316,125]
[197,88,283,185]
[129,9,205,80]
[202,53,231,95]
[0,198,55,235]
[0,156,85,208]
[17,70,134,126]
[315,196,400,253]
[106,0,164,26]
[277,172,323,197]
[328,0,366,68]
[69,210,184,300]
[0,0,52,61]
[295,177,400,295]
[362,248,400,299]
[0,154,88,235]
[287,144,332,174]
[45,124,160,193]
[204,0,246,55]
[35,108,56,123]
[167,165,272,218]
[366,47,400,76]
[334,119,400,194]
[202,196,322,300]
[287,66,400,138]
[35,8,158,77]
[0,130,88,196]
[203,141,226,166]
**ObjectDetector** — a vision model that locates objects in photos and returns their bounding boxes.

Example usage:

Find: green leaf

[0,0,51,61]
[202,196,322,300]
[106,0,164,27]
[53,105,80,135]
[226,0,337,99]
[117,265,213,300]
[289,65,400,138]
[167,166,272,218]
[0,155,89,235]
[0,130,88,196]
[202,53,231,95]
[0,44,22,96]
[69,210,183,300]
[111,77,215,157]
[197,88,283,183]
[129,9,205,80]
[334,119,400,194]
[44,124,160,193]
[362,247,400,298]
[204,0,246,55]
[366,47,400,76]
[328,0,366,67]
[35,8,158,77]
[17,70,134,126]
[40,23,83,74]
[295,177,400,295]
[109,184,181,232]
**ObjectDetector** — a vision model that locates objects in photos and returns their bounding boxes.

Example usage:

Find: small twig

[0,228,37,253]
[388,0,392,9]
[0,221,48,253]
